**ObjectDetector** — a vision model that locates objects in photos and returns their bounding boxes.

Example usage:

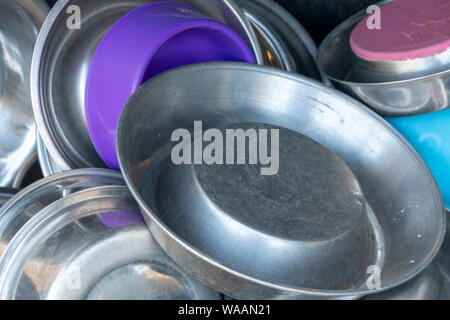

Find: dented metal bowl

[0,185,220,300]
[117,63,445,299]
[317,0,450,116]
[32,0,263,171]
[0,0,49,187]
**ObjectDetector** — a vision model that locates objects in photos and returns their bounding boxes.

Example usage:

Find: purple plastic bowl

[85,1,256,170]
[99,211,145,228]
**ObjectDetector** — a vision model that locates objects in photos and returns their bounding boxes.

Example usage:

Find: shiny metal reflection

[117,63,445,299]
[0,185,221,300]
[31,0,263,172]
[317,0,450,116]
[0,0,49,187]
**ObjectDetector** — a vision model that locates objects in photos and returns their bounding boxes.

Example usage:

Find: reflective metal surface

[0,168,124,259]
[0,0,49,187]
[37,131,64,177]
[363,263,449,300]
[368,211,450,300]
[238,0,322,80]
[245,12,288,70]
[317,0,450,116]
[117,63,445,299]
[32,0,263,171]
[0,185,221,300]
[0,188,18,208]
[436,211,450,284]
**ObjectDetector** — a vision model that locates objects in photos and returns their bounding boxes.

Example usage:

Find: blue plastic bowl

[387,109,450,209]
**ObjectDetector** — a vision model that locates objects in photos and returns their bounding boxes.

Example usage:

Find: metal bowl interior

[237,0,322,80]
[362,262,448,300]
[0,185,220,300]
[117,63,445,299]
[31,0,262,171]
[0,0,49,187]
[317,0,450,116]
[245,12,288,70]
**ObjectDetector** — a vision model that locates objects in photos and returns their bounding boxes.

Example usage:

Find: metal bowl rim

[0,168,123,220]
[117,62,446,297]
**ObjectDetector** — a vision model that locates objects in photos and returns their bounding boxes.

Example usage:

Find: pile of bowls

[33,0,322,174]
[0,0,449,300]
[0,169,220,299]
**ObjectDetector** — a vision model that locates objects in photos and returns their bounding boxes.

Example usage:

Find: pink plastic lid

[350,0,450,61]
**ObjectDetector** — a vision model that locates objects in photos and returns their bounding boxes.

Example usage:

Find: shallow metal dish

[0,185,220,300]
[317,0,450,116]
[32,0,263,171]
[237,0,322,80]
[117,63,445,299]
[0,0,49,187]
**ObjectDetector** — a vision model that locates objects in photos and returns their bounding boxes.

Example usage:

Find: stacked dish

[0,170,220,299]
[32,0,322,175]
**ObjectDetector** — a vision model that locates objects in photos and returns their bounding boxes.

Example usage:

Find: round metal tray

[117,63,445,299]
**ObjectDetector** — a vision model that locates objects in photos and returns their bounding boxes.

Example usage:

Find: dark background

[44,0,380,45]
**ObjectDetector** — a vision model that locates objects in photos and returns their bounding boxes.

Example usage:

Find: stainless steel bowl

[317,0,450,116]
[31,0,263,171]
[0,0,49,187]
[0,168,124,258]
[0,185,221,300]
[117,63,445,299]
[237,0,322,80]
